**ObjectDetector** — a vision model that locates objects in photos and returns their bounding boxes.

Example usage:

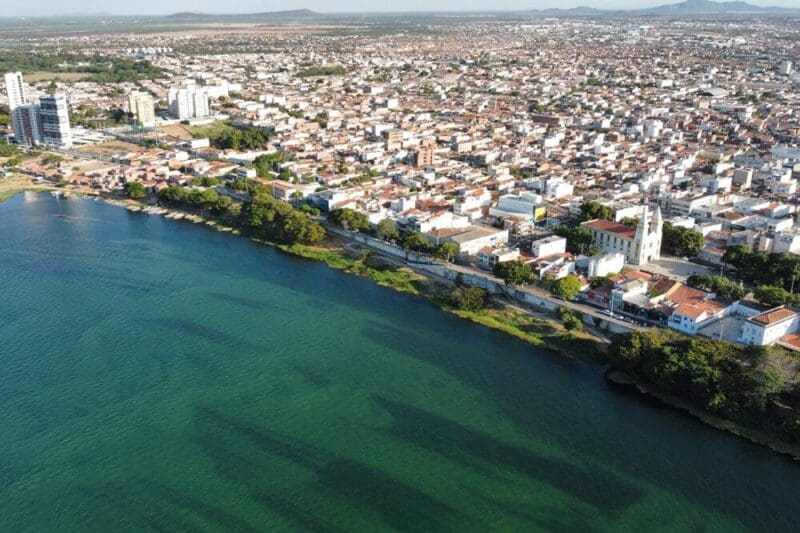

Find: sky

[5,0,800,17]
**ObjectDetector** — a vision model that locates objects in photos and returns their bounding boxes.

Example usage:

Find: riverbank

[277,241,603,362]
[606,368,800,461]
[0,174,58,202]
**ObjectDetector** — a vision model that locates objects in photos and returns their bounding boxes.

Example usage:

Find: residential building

[741,307,800,346]
[39,94,73,148]
[168,87,210,120]
[10,104,43,146]
[128,90,156,128]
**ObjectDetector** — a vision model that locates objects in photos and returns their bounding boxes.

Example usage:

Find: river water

[1,193,799,531]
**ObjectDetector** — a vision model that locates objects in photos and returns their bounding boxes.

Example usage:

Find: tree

[449,286,487,311]
[124,182,146,199]
[254,152,286,178]
[435,242,460,262]
[554,225,594,254]
[329,208,370,231]
[686,274,746,301]
[589,275,611,289]
[560,308,583,332]
[494,260,532,286]
[403,232,432,252]
[550,275,582,300]
[376,218,399,241]
[662,223,704,257]
[754,285,798,307]
[580,201,614,222]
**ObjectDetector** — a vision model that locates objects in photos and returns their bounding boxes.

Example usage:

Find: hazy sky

[5,0,800,17]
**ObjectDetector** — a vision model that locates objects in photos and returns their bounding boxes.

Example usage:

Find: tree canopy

[549,275,582,300]
[329,208,370,231]
[580,201,614,222]
[494,260,532,286]
[125,182,146,199]
[662,222,704,257]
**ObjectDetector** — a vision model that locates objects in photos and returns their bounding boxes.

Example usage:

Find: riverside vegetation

[147,183,604,362]
[137,182,800,454]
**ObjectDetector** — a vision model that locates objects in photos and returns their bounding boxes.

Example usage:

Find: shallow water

[1,193,799,531]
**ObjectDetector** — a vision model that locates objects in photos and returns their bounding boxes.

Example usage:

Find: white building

[39,94,72,148]
[582,206,663,266]
[128,90,156,128]
[531,235,566,258]
[586,252,625,278]
[168,88,210,120]
[4,71,27,109]
[741,307,800,346]
[5,71,29,143]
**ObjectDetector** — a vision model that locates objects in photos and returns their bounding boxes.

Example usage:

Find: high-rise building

[168,87,210,120]
[414,143,434,168]
[779,60,794,76]
[4,71,27,110]
[39,94,73,148]
[5,71,30,143]
[128,90,156,128]
[10,104,43,146]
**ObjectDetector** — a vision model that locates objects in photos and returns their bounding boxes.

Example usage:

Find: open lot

[23,71,92,83]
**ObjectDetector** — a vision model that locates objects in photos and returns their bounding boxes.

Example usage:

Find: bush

[125,182,146,199]
[449,286,487,311]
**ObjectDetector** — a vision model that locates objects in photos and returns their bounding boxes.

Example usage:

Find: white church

[581,206,663,266]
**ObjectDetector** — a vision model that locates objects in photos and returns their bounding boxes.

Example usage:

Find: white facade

[531,235,566,258]
[583,206,663,266]
[4,72,27,109]
[587,252,625,278]
[740,307,800,346]
[168,88,210,120]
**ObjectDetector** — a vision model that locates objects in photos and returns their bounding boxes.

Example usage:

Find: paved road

[327,225,643,333]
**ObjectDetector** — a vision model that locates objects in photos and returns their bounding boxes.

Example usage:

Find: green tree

[329,208,370,231]
[662,223,704,257]
[494,260,532,286]
[435,242,460,262]
[580,201,614,221]
[550,275,582,300]
[560,308,583,332]
[686,274,746,300]
[124,182,146,199]
[376,218,399,241]
[753,285,798,307]
[403,232,432,252]
[449,286,487,311]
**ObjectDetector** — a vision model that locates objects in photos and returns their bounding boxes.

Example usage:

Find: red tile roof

[583,219,637,239]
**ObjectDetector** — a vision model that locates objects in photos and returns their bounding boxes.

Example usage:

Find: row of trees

[243,192,325,244]
[686,274,746,301]
[609,329,800,444]
[158,185,232,215]
[328,209,461,260]
[723,245,800,291]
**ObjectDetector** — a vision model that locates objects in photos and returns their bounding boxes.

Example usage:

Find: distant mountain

[164,9,321,22]
[529,0,800,16]
[643,0,782,14]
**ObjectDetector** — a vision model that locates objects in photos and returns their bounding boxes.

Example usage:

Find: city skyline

[3,0,800,17]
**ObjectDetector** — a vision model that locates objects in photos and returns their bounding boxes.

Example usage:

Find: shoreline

[605,368,800,462]
[11,189,797,459]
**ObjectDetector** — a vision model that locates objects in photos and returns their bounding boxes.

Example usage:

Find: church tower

[633,206,650,265]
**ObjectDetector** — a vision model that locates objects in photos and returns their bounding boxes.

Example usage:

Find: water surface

[1,193,799,531]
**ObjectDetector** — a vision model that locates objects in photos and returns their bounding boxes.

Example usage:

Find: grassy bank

[0,190,21,203]
[277,242,428,296]
[447,305,603,362]
[278,241,603,360]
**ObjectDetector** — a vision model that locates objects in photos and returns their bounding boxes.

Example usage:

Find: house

[477,246,520,271]
[740,306,800,346]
